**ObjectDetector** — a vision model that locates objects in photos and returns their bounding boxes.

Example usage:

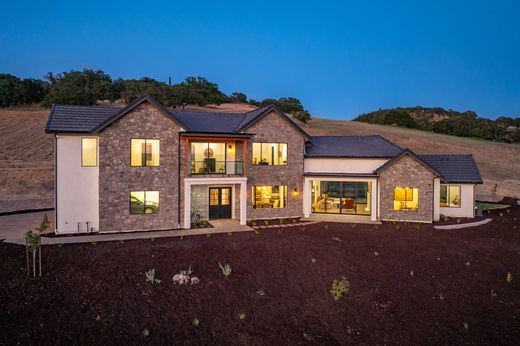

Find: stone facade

[190,185,208,223]
[245,111,306,220]
[378,155,436,222]
[99,102,182,231]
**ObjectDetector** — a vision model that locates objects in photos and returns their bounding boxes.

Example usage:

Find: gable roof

[374,149,442,177]
[305,135,403,158]
[45,104,120,133]
[418,155,483,184]
[45,94,311,139]
[93,94,189,132]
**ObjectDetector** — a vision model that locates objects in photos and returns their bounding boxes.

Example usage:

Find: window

[393,187,419,211]
[252,143,287,165]
[252,185,287,208]
[190,142,226,174]
[440,185,461,207]
[131,139,160,166]
[81,138,97,167]
[311,181,371,215]
[130,191,159,214]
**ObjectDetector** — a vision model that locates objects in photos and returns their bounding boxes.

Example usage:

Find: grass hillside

[0,104,518,212]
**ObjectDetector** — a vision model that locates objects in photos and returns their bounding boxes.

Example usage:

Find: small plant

[410,270,414,276]
[238,313,246,320]
[206,234,211,238]
[373,251,379,256]
[145,269,161,284]
[394,223,401,230]
[330,277,350,301]
[264,220,270,226]
[456,218,461,224]
[311,258,316,263]
[227,232,233,237]
[191,212,209,228]
[293,219,298,223]
[506,272,513,283]
[462,322,469,332]
[90,241,97,246]
[490,289,497,298]
[373,224,380,231]
[465,261,471,267]
[192,318,200,327]
[499,212,503,217]
[251,218,257,226]
[254,229,261,235]
[350,223,357,229]
[324,224,329,230]
[219,262,232,278]
[438,293,445,301]
[119,240,125,244]
[173,266,199,285]
[142,328,150,337]
[179,236,184,240]
[279,218,284,225]
[331,236,341,242]
[26,230,41,277]
[150,237,155,242]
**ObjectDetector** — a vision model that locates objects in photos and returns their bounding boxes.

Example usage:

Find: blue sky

[1,0,519,119]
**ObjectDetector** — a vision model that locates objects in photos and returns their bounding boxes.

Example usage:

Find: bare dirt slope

[0,104,518,212]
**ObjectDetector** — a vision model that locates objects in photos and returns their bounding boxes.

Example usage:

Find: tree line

[0,70,312,123]
[354,107,520,144]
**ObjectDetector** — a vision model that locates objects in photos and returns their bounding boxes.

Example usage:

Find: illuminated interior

[130,191,160,214]
[393,187,419,211]
[252,143,287,165]
[81,138,97,166]
[191,142,226,173]
[253,185,287,208]
[440,185,461,207]
[311,181,370,215]
[131,139,160,166]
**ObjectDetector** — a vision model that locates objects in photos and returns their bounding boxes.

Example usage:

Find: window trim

[252,142,288,166]
[129,190,160,215]
[393,187,419,212]
[252,185,288,209]
[81,137,98,167]
[130,138,160,167]
[440,184,462,208]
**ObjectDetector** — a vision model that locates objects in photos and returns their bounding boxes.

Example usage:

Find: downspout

[54,134,58,234]
[177,132,181,229]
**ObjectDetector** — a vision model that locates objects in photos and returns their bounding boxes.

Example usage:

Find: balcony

[189,160,244,176]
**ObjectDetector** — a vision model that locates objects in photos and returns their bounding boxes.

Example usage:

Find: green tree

[382,110,417,128]
[230,92,247,103]
[41,69,113,107]
[171,76,227,109]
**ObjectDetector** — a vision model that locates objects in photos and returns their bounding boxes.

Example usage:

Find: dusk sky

[1,0,518,119]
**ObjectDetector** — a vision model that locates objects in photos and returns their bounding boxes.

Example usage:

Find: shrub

[145,269,161,284]
[173,266,199,285]
[506,272,513,283]
[239,313,246,320]
[142,328,150,337]
[330,277,350,301]
[219,262,232,278]
[192,318,200,326]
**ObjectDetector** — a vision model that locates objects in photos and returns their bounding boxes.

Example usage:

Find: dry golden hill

[0,104,518,212]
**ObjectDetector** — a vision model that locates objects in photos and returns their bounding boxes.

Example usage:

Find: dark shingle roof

[170,111,245,133]
[418,155,483,184]
[306,135,403,158]
[45,105,121,133]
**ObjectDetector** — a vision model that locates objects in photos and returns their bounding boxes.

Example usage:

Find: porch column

[184,181,191,229]
[240,181,247,225]
[370,179,378,222]
[303,178,311,218]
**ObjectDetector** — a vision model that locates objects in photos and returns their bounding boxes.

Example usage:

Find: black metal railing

[189,160,244,176]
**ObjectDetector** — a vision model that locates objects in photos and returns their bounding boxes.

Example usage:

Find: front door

[209,187,232,219]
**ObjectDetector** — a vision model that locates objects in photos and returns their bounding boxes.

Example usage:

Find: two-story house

[45,94,482,234]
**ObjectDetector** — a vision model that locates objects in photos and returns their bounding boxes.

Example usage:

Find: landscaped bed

[1,206,519,344]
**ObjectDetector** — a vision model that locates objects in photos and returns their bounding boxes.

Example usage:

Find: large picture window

[311,181,371,215]
[130,191,160,214]
[253,185,287,208]
[393,187,418,211]
[440,185,461,208]
[131,139,160,166]
[81,138,97,167]
[252,143,287,166]
[190,142,226,174]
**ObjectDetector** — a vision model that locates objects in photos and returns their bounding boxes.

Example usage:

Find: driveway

[0,211,54,241]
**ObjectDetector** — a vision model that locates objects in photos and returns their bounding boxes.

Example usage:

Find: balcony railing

[189,160,244,176]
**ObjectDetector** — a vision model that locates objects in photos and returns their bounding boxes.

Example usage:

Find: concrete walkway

[434,218,492,230]
[3,219,253,246]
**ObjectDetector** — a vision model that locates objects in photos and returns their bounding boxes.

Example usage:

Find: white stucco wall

[56,135,99,233]
[439,184,475,218]
[304,158,389,174]
[433,178,441,221]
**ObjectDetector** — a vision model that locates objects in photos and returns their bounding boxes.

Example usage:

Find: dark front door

[209,187,232,219]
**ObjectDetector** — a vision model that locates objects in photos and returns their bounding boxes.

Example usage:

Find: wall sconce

[293,188,299,196]
[228,144,233,153]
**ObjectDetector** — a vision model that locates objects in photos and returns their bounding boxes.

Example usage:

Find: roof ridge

[53,104,123,110]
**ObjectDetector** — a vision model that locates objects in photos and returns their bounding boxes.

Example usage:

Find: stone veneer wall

[99,102,182,231]
[190,185,208,223]
[378,155,436,222]
[245,111,305,219]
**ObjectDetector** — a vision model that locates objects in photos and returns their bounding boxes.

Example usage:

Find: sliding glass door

[311,181,371,215]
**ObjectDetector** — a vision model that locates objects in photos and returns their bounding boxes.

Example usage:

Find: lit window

[393,187,418,211]
[130,191,159,214]
[440,185,461,207]
[82,138,97,167]
[252,143,287,165]
[252,185,287,208]
[131,139,160,166]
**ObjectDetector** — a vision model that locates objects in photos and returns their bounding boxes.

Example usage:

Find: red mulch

[1,206,519,345]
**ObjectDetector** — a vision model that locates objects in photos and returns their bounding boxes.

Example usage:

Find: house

[45,94,483,234]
